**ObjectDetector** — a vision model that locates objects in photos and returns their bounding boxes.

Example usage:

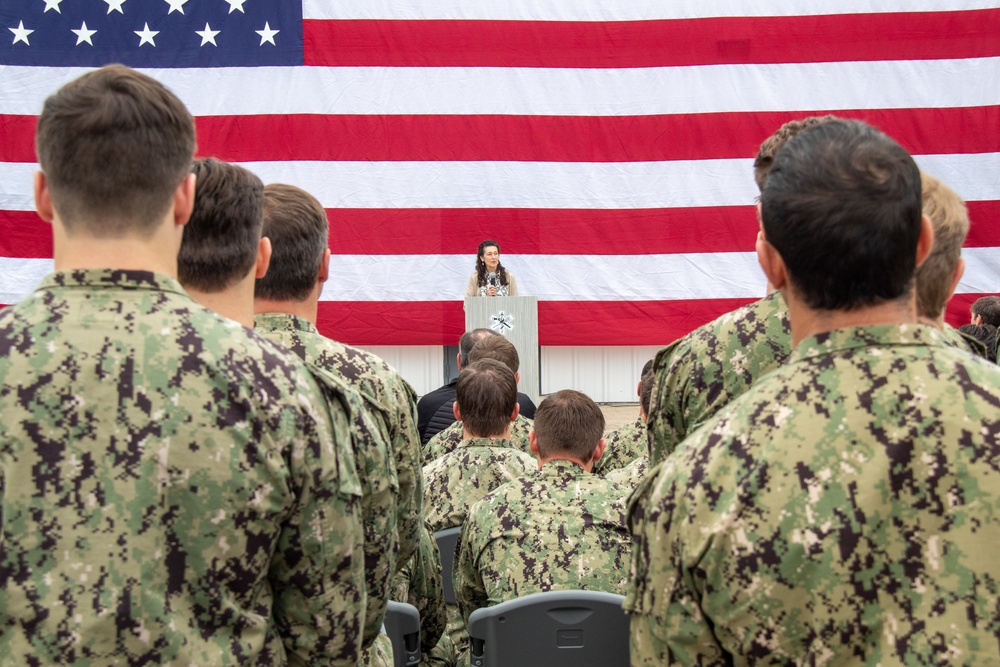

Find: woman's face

[481,245,500,272]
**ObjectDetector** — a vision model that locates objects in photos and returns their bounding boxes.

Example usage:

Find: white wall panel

[358,345,444,397]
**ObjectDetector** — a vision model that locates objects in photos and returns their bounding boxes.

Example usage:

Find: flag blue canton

[0,0,302,67]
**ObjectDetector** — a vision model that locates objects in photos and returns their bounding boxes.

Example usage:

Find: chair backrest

[466,590,628,667]
[433,526,462,604]
[383,600,421,667]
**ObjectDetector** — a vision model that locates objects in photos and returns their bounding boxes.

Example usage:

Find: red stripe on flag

[326,206,759,255]
[0,211,51,258]
[316,298,758,346]
[303,10,1000,68]
[966,202,1000,248]
[4,107,998,164]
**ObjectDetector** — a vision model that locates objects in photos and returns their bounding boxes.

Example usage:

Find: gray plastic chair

[383,600,421,667]
[466,590,628,667]
[433,526,462,604]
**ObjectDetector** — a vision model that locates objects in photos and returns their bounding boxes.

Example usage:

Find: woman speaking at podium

[465,239,518,297]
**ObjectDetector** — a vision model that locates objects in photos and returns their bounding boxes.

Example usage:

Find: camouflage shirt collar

[538,460,589,478]
[254,312,317,336]
[39,268,188,297]
[790,323,948,363]
[459,436,515,450]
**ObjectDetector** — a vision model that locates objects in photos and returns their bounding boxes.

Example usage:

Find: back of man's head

[458,328,496,368]
[761,119,923,311]
[753,116,836,193]
[255,183,329,302]
[35,64,195,237]
[916,173,969,322]
[467,334,520,373]
[177,158,264,293]
[639,370,654,420]
[533,390,605,461]
[455,359,517,438]
[971,296,1000,328]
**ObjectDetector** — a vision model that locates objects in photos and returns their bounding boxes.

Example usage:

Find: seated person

[424,336,534,462]
[455,389,631,639]
[606,366,656,492]
[595,359,653,475]
[417,328,535,446]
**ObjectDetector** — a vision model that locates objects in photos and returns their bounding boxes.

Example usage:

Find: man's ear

[174,172,196,227]
[915,214,935,267]
[514,371,521,385]
[591,439,606,462]
[452,401,462,422]
[34,171,54,223]
[510,402,520,422]
[317,248,331,284]
[255,236,272,279]
[756,235,787,291]
[529,430,539,456]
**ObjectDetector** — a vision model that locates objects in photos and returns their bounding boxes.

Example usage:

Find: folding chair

[433,525,462,604]
[466,590,628,667]
[383,600,421,667]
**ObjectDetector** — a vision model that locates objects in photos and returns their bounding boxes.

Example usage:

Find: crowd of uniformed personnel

[0,65,997,666]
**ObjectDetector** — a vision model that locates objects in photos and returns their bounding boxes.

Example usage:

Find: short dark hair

[467,334,520,373]
[753,116,836,193]
[459,328,496,367]
[533,390,605,461]
[35,64,195,237]
[639,370,654,418]
[177,158,264,292]
[971,296,1000,328]
[916,173,969,320]
[958,323,997,360]
[761,119,923,311]
[455,359,517,438]
[255,183,329,302]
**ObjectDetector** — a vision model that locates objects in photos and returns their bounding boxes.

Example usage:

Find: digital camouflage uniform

[423,437,536,662]
[627,324,1000,666]
[456,461,631,626]
[0,270,365,666]
[646,291,791,465]
[605,455,649,494]
[423,415,533,464]
[942,321,990,359]
[390,522,449,666]
[594,415,646,475]
[254,313,400,652]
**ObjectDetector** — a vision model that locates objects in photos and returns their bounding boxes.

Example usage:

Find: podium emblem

[490,310,514,335]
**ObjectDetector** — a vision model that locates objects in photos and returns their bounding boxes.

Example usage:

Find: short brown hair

[533,390,605,461]
[35,64,195,237]
[255,184,329,302]
[467,335,519,373]
[459,328,496,367]
[753,115,836,193]
[916,172,969,320]
[455,359,517,438]
[640,371,654,418]
[177,158,263,292]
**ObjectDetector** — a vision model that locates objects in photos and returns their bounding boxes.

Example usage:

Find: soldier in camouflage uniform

[423,359,536,662]
[423,334,534,463]
[456,389,630,633]
[603,366,655,491]
[390,522,450,667]
[177,170,402,660]
[627,119,1000,665]
[594,359,653,475]
[0,65,365,666]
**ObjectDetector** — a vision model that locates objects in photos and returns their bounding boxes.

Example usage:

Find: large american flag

[2,1,998,346]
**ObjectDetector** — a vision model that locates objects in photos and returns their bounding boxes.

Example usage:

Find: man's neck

[463,427,512,442]
[186,276,257,328]
[54,231,180,278]
[254,297,318,324]
[917,314,945,330]
[785,289,919,346]
[537,455,592,472]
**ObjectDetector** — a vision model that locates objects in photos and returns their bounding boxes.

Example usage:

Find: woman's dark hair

[475,239,510,288]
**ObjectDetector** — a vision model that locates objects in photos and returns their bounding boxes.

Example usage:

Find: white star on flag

[135,22,159,46]
[43,0,65,13]
[165,0,189,15]
[104,0,126,14]
[72,21,97,46]
[225,0,248,14]
[256,21,278,46]
[196,23,220,47]
[9,21,33,45]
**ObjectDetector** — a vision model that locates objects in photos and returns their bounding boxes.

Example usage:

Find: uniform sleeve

[398,523,447,654]
[465,274,479,297]
[645,340,692,466]
[455,517,490,627]
[389,375,424,568]
[269,385,366,667]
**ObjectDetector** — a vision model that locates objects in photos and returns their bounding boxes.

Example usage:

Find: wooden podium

[464,296,539,404]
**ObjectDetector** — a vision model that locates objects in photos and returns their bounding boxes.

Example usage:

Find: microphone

[487,272,497,287]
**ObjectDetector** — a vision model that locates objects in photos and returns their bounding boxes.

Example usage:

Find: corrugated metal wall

[360,345,663,403]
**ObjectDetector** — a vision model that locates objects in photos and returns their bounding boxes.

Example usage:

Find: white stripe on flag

[2,59,999,116]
